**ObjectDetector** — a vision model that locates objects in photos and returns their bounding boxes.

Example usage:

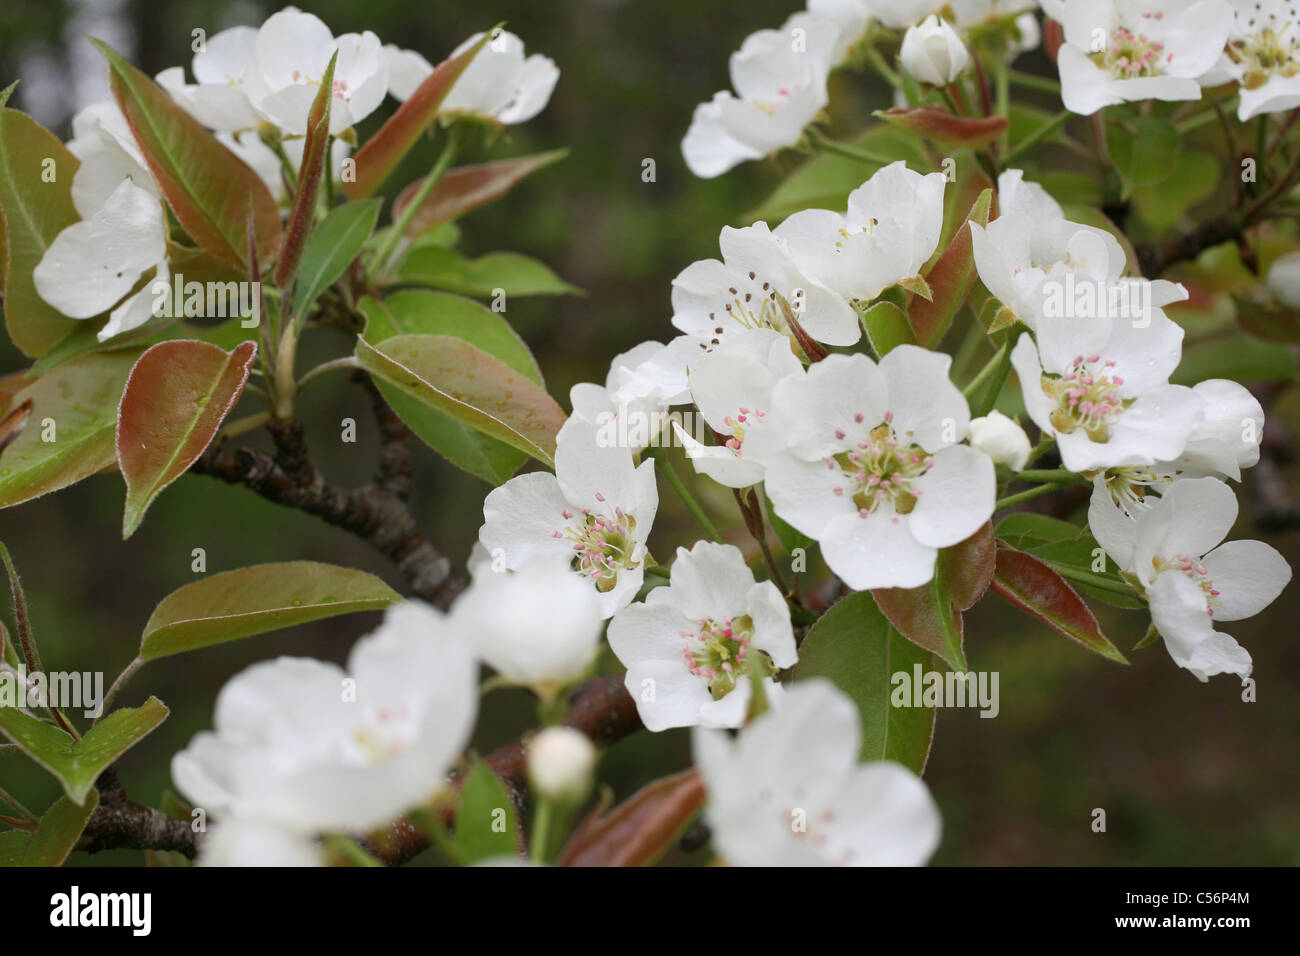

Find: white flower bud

[969,410,1032,471]
[527,727,596,804]
[1266,250,1300,310]
[900,15,969,86]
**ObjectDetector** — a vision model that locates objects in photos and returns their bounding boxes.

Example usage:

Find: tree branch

[79,770,196,859]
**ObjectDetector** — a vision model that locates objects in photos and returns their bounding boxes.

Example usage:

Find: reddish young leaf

[909,187,995,348]
[558,769,705,867]
[874,108,1009,149]
[0,97,82,356]
[872,523,993,669]
[274,52,336,290]
[391,150,569,237]
[1044,19,1064,63]
[116,339,257,538]
[356,333,567,467]
[91,39,282,271]
[990,544,1129,664]
[343,34,492,201]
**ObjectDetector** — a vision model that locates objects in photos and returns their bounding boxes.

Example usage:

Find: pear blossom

[389,30,558,125]
[1266,249,1300,309]
[971,169,1128,331]
[1010,292,1209,472]
[1053,0,1235,115]
[479,416,658,617]
[968,410,1033,471]
[199,819,323,867]
[571,340,687,451]
[1223,0,1300,120]
[692,679,941,866]
[1089,477,1290,681]
[608,541,797,731]
[774,161,947,304]
[681,18,838,178]
[62,99,158,218]
[527,727,597,805]
[900,15,971,85]
[155,25,262,132]
[806,0,875,63]
[761,347,995,590]
[673,329,804,488]
[172,601,478,850]
[453,558,604,692]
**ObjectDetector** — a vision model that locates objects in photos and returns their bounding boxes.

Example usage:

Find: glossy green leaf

[140,562,401,661]
[0,698,169,804]
[392,248,580,298]
[1173,331,1299,385]
[859,300,915,357]
[454,758,519,862]
[357,333,566,469]
[91,38,282,270]
[1108,117,1181,197]
[22,790,99,865]
[1132,148,1218,230]
[0,829,28,865]
[0,350,139,509]
[0,95,81,356]
[794,591,936,773]
[117,339,257,538]
[294,199,381,318]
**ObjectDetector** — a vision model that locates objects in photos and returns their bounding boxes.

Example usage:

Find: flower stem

[530,798,555,862]
[97,655,144,725]
[806,126,898,166]
[995,482,1059,510]
[1051,563,1142,601]
[371,130,459,278]
[1007,69,1060,95]
[1003,110,1070,165]
[322,834,383,867]
[648,448,723,544]
[296,356,362,392]
[1009,468,1087,485]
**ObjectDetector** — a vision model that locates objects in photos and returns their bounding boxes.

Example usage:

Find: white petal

[1200,539,1291,622]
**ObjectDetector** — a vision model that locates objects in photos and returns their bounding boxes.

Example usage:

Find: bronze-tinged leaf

[990,543,1129,664]
[874,108,1009,149]
[910,187,995,348]
[391,150,568,237]
[274,52,336,290]
[558,769,705,867]
[356,333,566,467]
[0,399,32,454]
[90,38,282,271]
[116,339,256,537]
[343,34,492,201]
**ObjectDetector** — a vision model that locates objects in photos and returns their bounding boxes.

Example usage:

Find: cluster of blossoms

[32,6,558,342]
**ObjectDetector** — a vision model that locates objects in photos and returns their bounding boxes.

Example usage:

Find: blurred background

[0,0,1296,866]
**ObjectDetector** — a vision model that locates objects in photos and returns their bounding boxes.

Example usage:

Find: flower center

[1095,465,1171,514]
[826,410,932,517]
[721,406,767,456]
[1043,354,1128,442]
[1154,553,1222,616]
[1095,26,1166,78]
[555,502,640,592]
[1230,25,1300,87]
[679,614,773,699]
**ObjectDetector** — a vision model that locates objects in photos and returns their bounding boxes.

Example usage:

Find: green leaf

[910,188,993,348]
[22,790,99,865]
[391,150,569,237]
[140,562,401,661]
[392,248,581,298]
[117,340,257,537]
[1132,148,1217,230]
[1108,117,1181,197]
[747,126,927,222]
[0,698,169,804]
[359,292,542,483]
[293,199,382,318]
[990,544,1128,664]
[1173,331,1299,385]
[859,300,916,357]
[0,350,139,509]
[996,511,1142,608]
[794,591,936,773]
[454,759,519,862]
[357,334,566,470]
[90,38,282,270]
[343,34,491,200]
[0,100,81,356]
[0,829,28,865]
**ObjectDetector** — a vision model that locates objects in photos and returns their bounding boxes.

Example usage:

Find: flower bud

[969,410,1031,471]
[1266,250,1300,310]
[900,15,970,86]
[527,726,596,805]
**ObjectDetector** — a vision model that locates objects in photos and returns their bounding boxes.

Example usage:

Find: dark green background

[0,0,1296,866]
